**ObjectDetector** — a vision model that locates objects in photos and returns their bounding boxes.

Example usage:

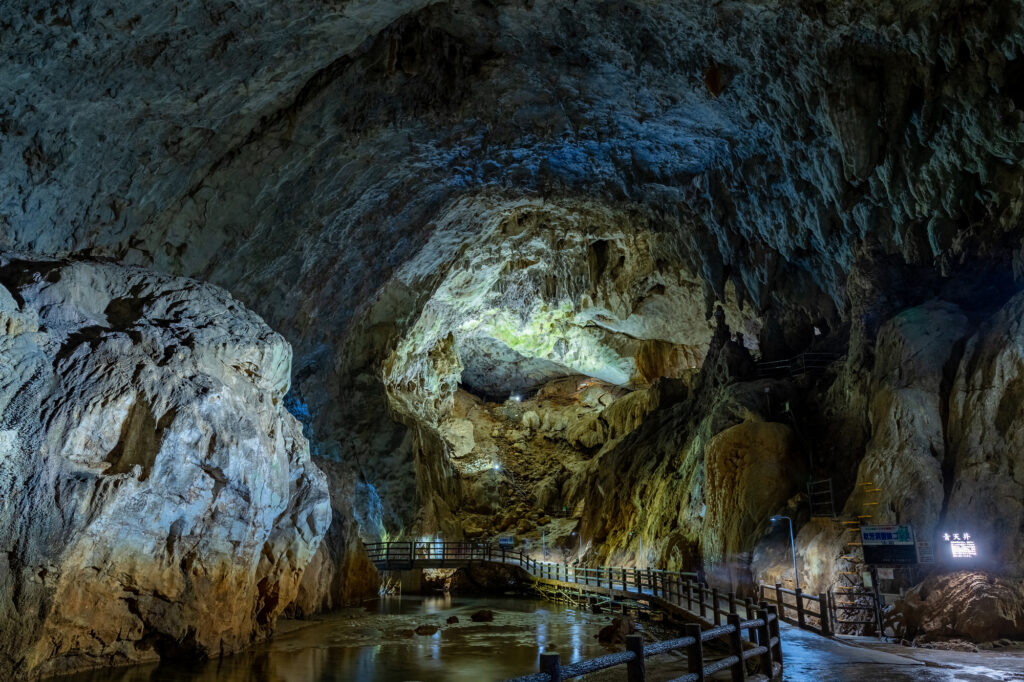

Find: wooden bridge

[365,541,784,681]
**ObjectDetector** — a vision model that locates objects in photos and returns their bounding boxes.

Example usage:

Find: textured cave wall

[745,290,1024,640]
[0,256,330,679]
[0,0,1023,648]
[374,197,759,537]
[5,0,1024,543]
[287,458,380,616]
[568,324,804,580]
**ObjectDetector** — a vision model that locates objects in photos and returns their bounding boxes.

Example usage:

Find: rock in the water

[596,617,636,646]
[470,609,495,622]
[446,616,459,624]
[414,625,440,636]
[0,257,330,680]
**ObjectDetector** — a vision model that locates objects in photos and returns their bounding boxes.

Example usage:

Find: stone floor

[781,623,1024,681]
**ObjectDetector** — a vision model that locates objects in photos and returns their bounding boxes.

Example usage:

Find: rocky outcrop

[849,300,968,539]
[0,256,330,679]
[891,572,1024,643]
[948,291,1024,575]
[702,421,796,569]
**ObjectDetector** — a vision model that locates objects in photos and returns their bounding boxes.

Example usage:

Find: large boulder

[0,256,330,679]
[892,572,1024,643]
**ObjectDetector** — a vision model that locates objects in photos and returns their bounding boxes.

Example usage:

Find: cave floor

[780,623,1024,681]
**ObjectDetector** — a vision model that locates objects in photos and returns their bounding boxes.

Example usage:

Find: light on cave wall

[942,532,977,559]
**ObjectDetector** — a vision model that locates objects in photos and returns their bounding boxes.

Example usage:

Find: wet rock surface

[0,256,330,679]
[470,609,495,623]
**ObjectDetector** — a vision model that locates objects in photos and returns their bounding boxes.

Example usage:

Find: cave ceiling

[2,0,1023,502]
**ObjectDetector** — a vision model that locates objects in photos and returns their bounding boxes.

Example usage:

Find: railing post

[607,567,613,589]
[685,623,704,681]
[625,634,646,682]
[686,579,693,610]
[621,568,627,591]
[795,588,805,629]
[756,608,775,674]
[699,584,707,619]
[818,592,831,636]
[727,613,747,681]
[745,598,757,642]
[712,587,721,625]
[775,583,785,621]
[646,568,653,594]
[728,591,737,615]
[766,605,783,665]
[634,568,641,594]
[540,652,562,682]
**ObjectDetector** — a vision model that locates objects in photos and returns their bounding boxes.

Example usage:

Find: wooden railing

[509,608,782,682]
[364,541,699,597]
[758,582,831,636]
[756,352,837,378]
[366,542,785,679]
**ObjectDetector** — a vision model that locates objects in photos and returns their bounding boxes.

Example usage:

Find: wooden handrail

[507,609,782,681]
[363,543,785,680]
[758,582,831,636]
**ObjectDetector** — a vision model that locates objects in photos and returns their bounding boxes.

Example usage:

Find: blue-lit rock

[0,256,331,679]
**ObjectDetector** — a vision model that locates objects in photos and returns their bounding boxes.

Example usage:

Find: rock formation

[0,256,331,679]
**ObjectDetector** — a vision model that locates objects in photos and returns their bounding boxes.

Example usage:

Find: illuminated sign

[942,532,977,559]
[861,524,917,565]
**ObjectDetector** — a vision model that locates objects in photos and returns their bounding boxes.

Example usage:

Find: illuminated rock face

[0,257,331,679]
[948,291,1024,574]
[894,572,1024,642]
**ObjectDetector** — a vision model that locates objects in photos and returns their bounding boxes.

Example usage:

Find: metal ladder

[807,478,836,518]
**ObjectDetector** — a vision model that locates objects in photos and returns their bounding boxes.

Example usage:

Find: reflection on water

[61,596,618,682]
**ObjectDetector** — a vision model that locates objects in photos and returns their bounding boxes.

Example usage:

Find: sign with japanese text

[861,524,917,565]
[941,531,977,559]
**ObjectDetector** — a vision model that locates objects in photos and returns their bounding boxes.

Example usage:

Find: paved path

[781,623,1024,681]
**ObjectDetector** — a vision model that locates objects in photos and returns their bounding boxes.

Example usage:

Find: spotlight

[511,395,521,402]
[493,463,501,471]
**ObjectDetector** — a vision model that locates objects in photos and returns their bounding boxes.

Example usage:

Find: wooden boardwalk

[365,541,784,681]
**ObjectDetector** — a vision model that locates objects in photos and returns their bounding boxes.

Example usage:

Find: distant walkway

[366,541,784,681]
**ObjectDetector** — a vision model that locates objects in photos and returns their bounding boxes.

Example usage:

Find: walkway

[781,623,1024,681]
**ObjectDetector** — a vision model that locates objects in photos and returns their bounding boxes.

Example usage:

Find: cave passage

[3,0,1024,680]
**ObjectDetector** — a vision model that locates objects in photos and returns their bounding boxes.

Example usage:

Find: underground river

[55,595,1024,682]
[57,595,621,682]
